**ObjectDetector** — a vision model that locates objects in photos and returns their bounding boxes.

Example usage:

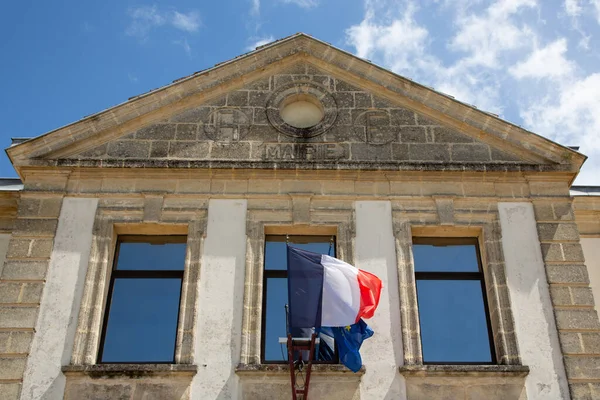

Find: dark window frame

[413,237,497,365]
[261,234,339,364]
[97,235,187,364]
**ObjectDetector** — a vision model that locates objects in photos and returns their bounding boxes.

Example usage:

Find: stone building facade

[0,33,599,399]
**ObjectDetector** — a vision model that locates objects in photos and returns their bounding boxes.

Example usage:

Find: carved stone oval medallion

[266,81,337,138]
[203,107,250,142]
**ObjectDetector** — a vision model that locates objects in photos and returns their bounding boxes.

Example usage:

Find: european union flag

[321,319,373,372]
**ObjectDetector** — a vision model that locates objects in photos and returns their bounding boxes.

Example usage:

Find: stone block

[135,124,176,140]
[553,202,575,221]
[467,384,526,400]
[392,143,409,160]
[0,331,33,354]
[564,356,600,379]
[494,182,530,198]
[451,144,491,162]
[131,381,190,400]
[39,198,63,218]
[400,127,427,143]
[168,142,210,159]
[17,198,40,217]
[227,90,249,106]
[540,243,564,262]
[0,382,20,400]
[246,77,270,90]
[0,357,26,380]
[280,180,322,194]
[78,144,108,158]
[529,181,570,197]
[569,383,593,400]
[581,333,600,354]
[433,127,473,143]
[563,243,585,262]
[351,143,392,160]
[6,239,31,258]
[248,90,270,107]
[546,264,589,284]
[334,79,360,92]
[13,218,58,237]
[65,382,133,400]
[334,92,354,108]
[571,287,596,307]
[491,148,521,162]
[354,181,390,195]
[175,124,198,140]
[0,306,38,328]
[150,141,169,158]
[537,223,580,242]
[170,106,213,123]
[409,144,451,161]
[354,92,373,108]
[0,282,20,303]
[559,332,583,354]
[390,108,416,125]
[1,260,48,280]
[107,141,150,159]
[533,203,554,221]
[555,309,600,330]
[176,179,211,194]
[210,142,251,159]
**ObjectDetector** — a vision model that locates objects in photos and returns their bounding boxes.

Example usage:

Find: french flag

[287,246,383,329]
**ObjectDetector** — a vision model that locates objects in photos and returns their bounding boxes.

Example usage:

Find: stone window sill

[235,363,365,377]
[399,364,529,378]
[62,364,198,378]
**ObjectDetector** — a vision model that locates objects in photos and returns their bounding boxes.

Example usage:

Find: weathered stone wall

[69,63,522,166]
[533,188,600,399]
[4,163,600,400]
[0,178,64,399]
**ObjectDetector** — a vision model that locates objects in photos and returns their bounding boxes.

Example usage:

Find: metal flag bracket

[279,334,318,400]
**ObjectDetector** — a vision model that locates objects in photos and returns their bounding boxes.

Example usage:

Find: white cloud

[449,0,537,68]
[565,0,583,17]
[345,0,509,113]
[281,0,319,8]
[521,73,600,184]
[126,6,201,39]
[171,11,201,33]
[251,0,260,15]
[592,0,600,23]
[126,5,166,38]
[246,36,275,51]
[174,38,192,56]
[346,6,428,73]
[509,38,575,79]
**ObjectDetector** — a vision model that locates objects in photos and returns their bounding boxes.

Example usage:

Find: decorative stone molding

[239,201,353,365]
[392,203,521,366]
[266,80,337,138]
[70,199,207,366]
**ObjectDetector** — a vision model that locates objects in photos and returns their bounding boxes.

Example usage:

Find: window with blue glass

[98,236,187,363]
[413,237,495,364]
[262,235,337,363]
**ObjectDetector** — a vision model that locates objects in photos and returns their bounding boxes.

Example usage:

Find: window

[98,236,187,363]
[413,237,495,364]
[262,235,337,363]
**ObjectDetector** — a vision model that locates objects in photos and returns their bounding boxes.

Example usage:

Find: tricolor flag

[287,246,382,329]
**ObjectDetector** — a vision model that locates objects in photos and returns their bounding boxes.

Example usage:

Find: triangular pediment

[7,34,584,177]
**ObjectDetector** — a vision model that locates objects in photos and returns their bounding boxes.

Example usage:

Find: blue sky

[1,0,599,184]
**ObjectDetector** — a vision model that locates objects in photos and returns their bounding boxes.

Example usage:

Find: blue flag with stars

[321,319,373,372]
